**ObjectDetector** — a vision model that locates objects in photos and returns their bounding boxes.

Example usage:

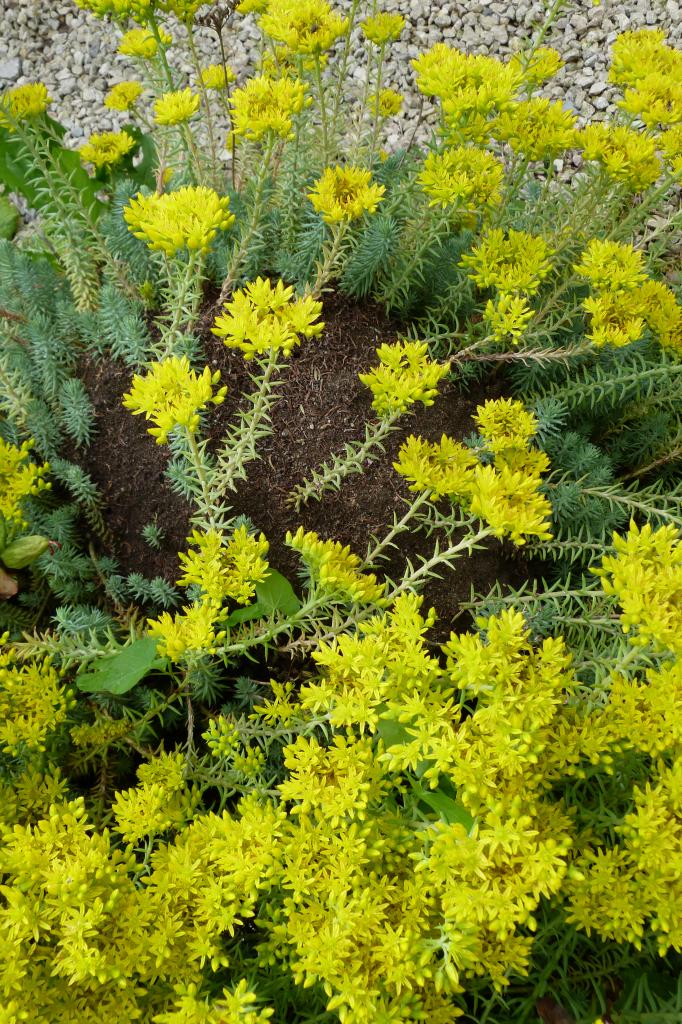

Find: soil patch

[71,293,530,637]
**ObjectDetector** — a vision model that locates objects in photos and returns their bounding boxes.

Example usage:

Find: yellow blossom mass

[0,82,51,127]
[200,63,236,91]
[177,526,270,605]
[361,12,406,47]
[79,130,137,169]
[0,438,50,523]
[154,88,200,126]
[461,228,554,296]
[308,165,385,224]
[579,123,662,191]
[104,80,144,111]
[259,0,348,56]
[493,98,578,161]
[417,145,504,211]
[122,356,228,444]
[118,27,172,59]
[212,277,324,359]
[358,340,448,416]
[230,74,308,140]
[286,526,386,605]
[124,185,234,256]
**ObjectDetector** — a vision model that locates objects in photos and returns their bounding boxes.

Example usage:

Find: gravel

[0,0,680,154]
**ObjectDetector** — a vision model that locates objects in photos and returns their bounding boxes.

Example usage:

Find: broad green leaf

[412,782,475,830]
[377,717,413,748]
[226,570,301,627]
[76,636,167,695]
[0,194,18,239]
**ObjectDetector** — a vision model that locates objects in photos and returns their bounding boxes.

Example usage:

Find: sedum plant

[1,1,682,1022]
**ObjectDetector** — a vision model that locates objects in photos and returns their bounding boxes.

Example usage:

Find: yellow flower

[474,398,539,454]
[212,277,323,359]
[509,46,563,88]
[609,28,673,87]
[177,526,270,605]
[361,12,405,46]
[637,279,682,355]
[79,130,137,169]
[118,27,172,59]
[0,438,50,523]
[594,520,682,655]
[147,600,226,660]
[0,83,50,127]
[582,291,646,348]
[417,145,504,210]
[461,228,554,297]
[124,185,234,256]
[467,462,553,544]
[483,294,534,343]
[308,165,385,224]
[393,434,479,498]
[493,98,578,160]
[230,74,308,140]
[358,340,448,416]
[259,0,348,56]
[154,88,200,126]
[579,124,662,191]
[122,356,228,444]
[659,124,682,174]
[377,88,403,118]
[200,63,236,91]
[287,526,386,605]
[104,80,143,111]
[0,653,70,756]
[573,238,647,293]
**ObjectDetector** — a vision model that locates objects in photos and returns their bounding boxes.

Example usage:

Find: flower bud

[1,534,51,569]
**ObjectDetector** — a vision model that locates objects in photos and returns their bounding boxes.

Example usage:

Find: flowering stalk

[311,54,331,164]
[310,220,350,296]
[157,249,205,357]
[219,135,275,304]
[289,410,402,510]
[329,0,363,147]
[213,347,283,500]
[186,25,219,181]
[368,40,387,164]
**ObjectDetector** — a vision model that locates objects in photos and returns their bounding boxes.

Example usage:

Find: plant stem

[187,24,219,183]
[184,428,219,530]
[363,490,432,566]
[329,0,362,146]
[311,221,350,296]
[218,136,275,304]
[313,53,330,164]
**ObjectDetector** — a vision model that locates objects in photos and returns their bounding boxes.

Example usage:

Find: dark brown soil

[71,292,530,637]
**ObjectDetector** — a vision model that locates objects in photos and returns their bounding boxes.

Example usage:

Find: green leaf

[0,194,18,239]
[377,717,413,748]
[412,782,475,830]
[76,636,167,695]
[226,569,301,627]
[0,123,104,218]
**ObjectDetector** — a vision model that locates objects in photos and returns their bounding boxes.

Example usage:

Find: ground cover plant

[0,1,681,1021]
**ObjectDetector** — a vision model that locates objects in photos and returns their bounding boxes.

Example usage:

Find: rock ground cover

[2,0,681,154]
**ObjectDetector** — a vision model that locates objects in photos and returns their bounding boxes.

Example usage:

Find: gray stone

[0,57,21,80]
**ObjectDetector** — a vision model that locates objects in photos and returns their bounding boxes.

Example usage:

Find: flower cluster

[112,751,197,843]
[461,228,554,296]
[417,145,504,211]
[124,185,234,256]
[155,980,274,1024]
[177,525,270,605]
[286,526,386,605]
[361,12,405,46]
[0,82,51,127]
[0,650,71,756]
[0,438,49,524]
[593,520,682,656]
[579,124,661,191]
[104,80,143,110]
[493,98,577,161]
[377,87,403,118]
[308,165,385,224]
[610,28,682,129]
[154,88,200,126]
[200,63,236,91]
[394,399,552,545]
[122,356,228,444]
[118,27,172,59]
[413,44,522,142]
[509,46,564,88]
[358,339,448,416]
[574,238,682,351]
[79,130,136,169]
[259,0,348,57]
[212,277,324,359]
[147,600,227,661]
[230,74,308,140]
